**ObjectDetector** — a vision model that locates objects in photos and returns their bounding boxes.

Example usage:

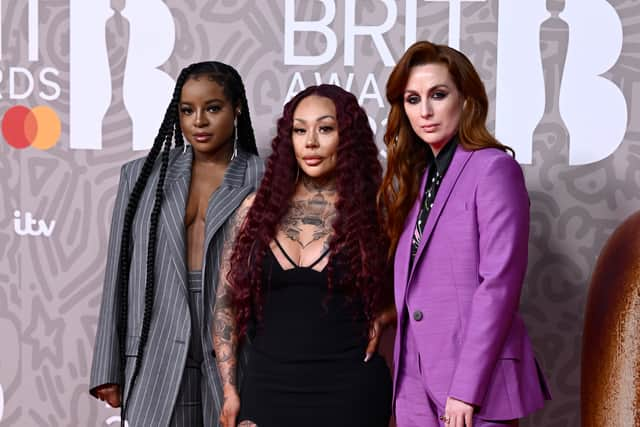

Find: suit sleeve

[448,154,530,407]
[89,164,131,397]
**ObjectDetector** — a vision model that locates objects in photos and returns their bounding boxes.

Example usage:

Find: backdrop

[1,1,638,426]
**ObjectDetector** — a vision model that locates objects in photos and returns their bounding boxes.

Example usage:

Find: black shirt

[409,136,459,266]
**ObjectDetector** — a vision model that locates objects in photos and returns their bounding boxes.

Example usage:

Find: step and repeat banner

[0,0,638,425]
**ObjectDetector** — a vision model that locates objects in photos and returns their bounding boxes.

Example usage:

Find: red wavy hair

[229,84,390,338]
[377,41,513,258]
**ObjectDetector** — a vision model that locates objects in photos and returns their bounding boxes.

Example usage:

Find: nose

[306,130,319,148]
[194,110,208,127]
[420,99,433,118]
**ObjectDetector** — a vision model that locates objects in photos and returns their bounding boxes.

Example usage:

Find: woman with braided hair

[213,84,394,427]
[89,61,263,426]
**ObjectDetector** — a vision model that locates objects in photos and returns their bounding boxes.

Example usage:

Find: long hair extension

[228,84,391,340]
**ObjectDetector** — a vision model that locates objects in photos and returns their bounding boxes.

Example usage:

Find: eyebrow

[180,98,225,105]
[294,115,336,123]
[404,84,451,94]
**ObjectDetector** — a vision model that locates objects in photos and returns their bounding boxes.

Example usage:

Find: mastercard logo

[2,105,61,150]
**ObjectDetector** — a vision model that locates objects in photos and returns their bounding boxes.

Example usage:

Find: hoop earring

[230,116,239,161]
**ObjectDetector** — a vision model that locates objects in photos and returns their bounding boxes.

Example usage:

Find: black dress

[238,240,392,426]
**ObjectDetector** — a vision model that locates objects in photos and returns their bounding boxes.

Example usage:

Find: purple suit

[393,146,550,421]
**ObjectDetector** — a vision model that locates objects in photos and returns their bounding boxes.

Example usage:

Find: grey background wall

[1,1,638,425]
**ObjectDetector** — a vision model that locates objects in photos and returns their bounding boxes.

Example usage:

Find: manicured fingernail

[364,353,372,362]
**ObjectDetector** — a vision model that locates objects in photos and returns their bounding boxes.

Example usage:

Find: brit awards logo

[283,0,627,166]
[0,0,63,150]
[69,0,175,151]
[495,0,627,165]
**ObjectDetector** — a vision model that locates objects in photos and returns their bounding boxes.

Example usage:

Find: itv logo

[13,210,56,237]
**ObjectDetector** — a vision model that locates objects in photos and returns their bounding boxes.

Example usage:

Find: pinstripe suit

[90,146,264,427]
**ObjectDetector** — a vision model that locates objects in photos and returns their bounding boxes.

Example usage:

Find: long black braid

[115,61,258,421]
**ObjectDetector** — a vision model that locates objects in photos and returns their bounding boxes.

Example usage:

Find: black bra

[273,238,330,270]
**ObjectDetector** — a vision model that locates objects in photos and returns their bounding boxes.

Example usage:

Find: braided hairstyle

[115,61,257,420]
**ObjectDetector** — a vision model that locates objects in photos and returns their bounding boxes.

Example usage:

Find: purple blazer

[392,145,551,420]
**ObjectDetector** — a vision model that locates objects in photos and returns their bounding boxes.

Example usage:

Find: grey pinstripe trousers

[169,271,207,426]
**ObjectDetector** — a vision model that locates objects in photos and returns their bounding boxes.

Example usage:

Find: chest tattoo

[281,186,337,249]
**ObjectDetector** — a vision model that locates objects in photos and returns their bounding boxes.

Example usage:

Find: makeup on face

[179,77,237,159]
[291,95,339,180]
[403,63,464,156]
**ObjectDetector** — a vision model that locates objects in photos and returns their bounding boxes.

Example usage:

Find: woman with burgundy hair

[213,84,393,427]
[378,41,550,427]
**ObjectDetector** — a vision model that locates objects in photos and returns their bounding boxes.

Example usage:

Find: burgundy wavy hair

[377,41,513,258]
[229,84,390,338]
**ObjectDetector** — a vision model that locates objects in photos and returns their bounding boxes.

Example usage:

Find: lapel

[203,149,253,254]
[407,145,474,284]
[160,147,193,298]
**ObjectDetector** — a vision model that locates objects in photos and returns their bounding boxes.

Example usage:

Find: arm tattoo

[213,194,254,391]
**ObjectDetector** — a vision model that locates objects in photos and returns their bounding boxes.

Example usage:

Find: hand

[219,388,240,427]
[95,384,121,408]
[442,396,474,427]
[365,306,397,362]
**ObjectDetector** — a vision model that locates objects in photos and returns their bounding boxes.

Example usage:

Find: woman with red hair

[213,84,393,427]
[378,41,550,427]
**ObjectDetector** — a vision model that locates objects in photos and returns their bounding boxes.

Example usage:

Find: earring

[295,165,300,183]
[230,116,238,161]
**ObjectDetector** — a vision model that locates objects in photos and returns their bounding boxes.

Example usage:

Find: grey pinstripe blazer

[90,146,264,427]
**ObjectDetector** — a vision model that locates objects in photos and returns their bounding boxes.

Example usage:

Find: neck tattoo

[301,174,336,195]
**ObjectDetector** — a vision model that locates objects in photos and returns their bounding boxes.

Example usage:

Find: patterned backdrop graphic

[0,0,639,425]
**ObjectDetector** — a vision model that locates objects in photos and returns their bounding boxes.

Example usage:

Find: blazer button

[413,310,423,321]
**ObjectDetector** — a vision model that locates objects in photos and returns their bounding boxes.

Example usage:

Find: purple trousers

[395,322,518,427]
